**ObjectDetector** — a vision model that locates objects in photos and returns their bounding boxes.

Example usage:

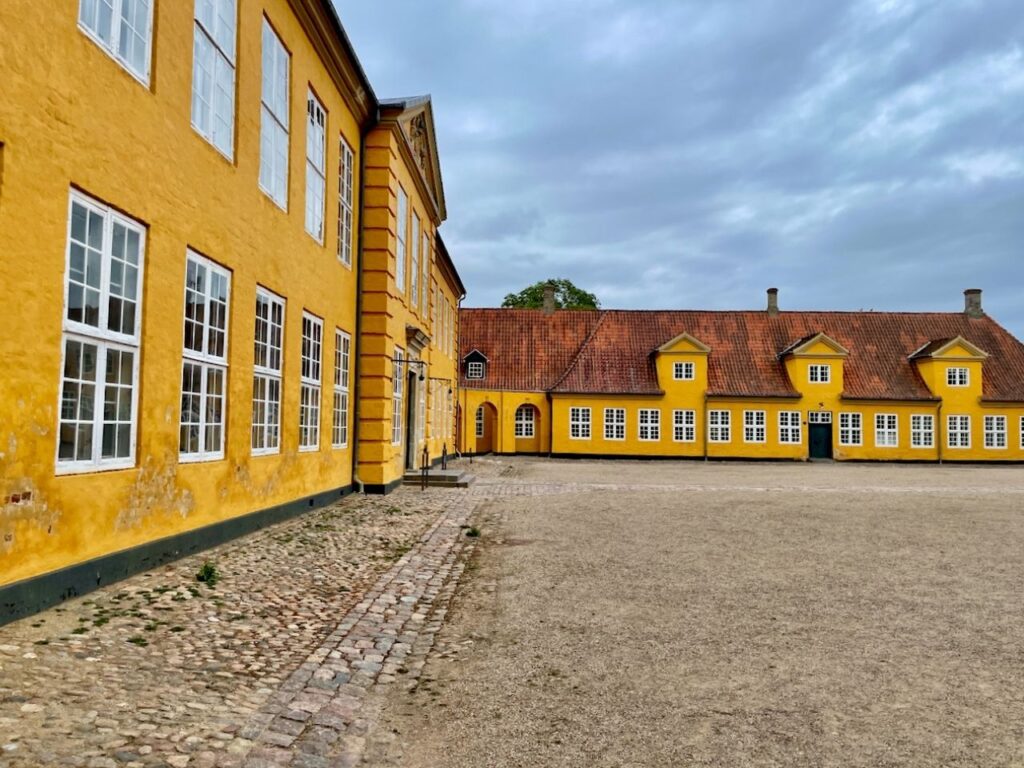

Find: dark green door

[809,424,833,459]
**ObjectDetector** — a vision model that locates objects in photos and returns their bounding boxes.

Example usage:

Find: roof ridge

[549,312,609,392]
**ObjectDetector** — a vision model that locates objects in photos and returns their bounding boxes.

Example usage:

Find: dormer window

[809,364,831,384]
[673,362,695,381]
[467,361,485,379]
[946,367,969,387]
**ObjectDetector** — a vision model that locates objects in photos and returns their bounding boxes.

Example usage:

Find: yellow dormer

[910,337,988,405]
[779,332,849,398]
[655,332,711,392]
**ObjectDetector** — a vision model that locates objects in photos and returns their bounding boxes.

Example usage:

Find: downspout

[350,118,374,494]
[702,392,709,462]
[546,391,554,458]
[937,401,943,465]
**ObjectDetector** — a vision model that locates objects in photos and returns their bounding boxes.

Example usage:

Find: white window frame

[638,409,661,442]
[57,191,146,475]
[299,312,323,452]
[1021,416,1024,450]
[874,413,898,448]
[910,414,934,449]
[179,251,231,463]
[332,329,351,449]
[467,361,485,380]
[514,405,535,439]
[392,347,405,445]
[984,415,1007,450]
[708,410,731,443]
[808,411,832,424]
[78,0,154,85]
[421,231,430,316]
[259,19,290,210]
[946,367,970,387]
[411,214,421,312]
[337,136,354,267]
[947,415,971,449]
[605,408,626,441]
[839,412,863,446]
[396,187,408,293]
[743,410,766,444]
[808,364,831,384]
[305,89,327,242]
[673,361,695,381]
[673,410,696,443]
[569,407,591,440]
[474,405,485,438]
[778,411,801,444]
[191,0,237,159]
[252,287,285,456]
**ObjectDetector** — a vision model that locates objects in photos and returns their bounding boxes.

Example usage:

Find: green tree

[501,279,600,310]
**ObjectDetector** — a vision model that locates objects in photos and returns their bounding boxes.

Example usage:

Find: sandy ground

[363,458,1024,767]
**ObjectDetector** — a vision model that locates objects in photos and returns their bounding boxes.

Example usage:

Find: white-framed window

[604,408,626,441]
[910,414,934,448]
[808,411,832,424]
[946,367,969,387]
[984,415,1007,449]
[392,347,405,445]
[259,19,290,209]
[1021,416,1024,450]
[808,364,831,384]
[467,361,485,380]
[515,406,535,438]
[638,409,661,441]
[78,0,153,84]
[569,407,591,440]
[874,413,898,447]
[396,187,408,292]
[332,330,350,448]
[948,415,971,449]
[673,361,695,381]
[337,136,354,267]
[411,214,420,312]
[474,406,485,438]
[421,232,430,316]
[708,410,731,443]
[252,288,284,455]
[743,410,766,443]
[778,411,801,444]
[839,413,862,446]
[191,0,237,159]
[299,313,322,451]
[673,410,696,443]
[57,191,145,474]
[304,90,327,242]
[179,252,230,462]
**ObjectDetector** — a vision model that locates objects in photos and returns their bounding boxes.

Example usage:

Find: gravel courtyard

[365,458,1024,767]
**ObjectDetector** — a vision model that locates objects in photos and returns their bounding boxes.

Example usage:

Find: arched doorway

[475,403,498,454]
[514,404,541,453]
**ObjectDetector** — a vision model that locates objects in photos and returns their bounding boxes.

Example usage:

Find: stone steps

[402,469,475,489]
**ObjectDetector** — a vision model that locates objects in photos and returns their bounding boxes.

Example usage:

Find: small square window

[467,361,485,380]
[946,367,969,387]
[809,365,831,384]
[673,361,695,381]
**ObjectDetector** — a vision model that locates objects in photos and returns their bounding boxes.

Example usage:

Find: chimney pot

[767,288,780,316]
[964,289,983,318]
[543,283,556,315]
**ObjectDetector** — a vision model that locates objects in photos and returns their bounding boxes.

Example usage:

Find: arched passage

[474,402,498,454]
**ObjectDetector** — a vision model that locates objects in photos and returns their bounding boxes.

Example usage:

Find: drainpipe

[350,119,374,494]
[702,392,709,462]
[937,401,943,465]
[546,391,554,458]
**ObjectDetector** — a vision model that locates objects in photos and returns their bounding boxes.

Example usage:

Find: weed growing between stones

[196,561,220,587]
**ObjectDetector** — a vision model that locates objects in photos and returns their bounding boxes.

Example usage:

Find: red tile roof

[460,309,1024,402]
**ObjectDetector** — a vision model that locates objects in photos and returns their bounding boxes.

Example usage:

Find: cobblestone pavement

[0,459,504,768]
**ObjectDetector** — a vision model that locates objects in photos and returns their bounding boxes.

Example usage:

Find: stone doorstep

[241,495,480,765]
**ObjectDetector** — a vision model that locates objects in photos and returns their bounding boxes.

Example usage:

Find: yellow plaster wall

[0,0,363,586]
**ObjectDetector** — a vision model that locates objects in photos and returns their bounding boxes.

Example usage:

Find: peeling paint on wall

[119,459,194,530]
[1,481,58,554]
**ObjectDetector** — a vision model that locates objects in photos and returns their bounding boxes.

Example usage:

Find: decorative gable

[381,96,447,223]
[778,332,849,359]
[909,336,989,361]
[656,332,711,356]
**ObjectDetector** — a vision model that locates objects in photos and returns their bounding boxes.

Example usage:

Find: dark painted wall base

[0,483,354,628]
[363,477,405,495]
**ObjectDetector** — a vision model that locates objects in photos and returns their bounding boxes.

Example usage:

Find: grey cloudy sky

[337,0,1024,335]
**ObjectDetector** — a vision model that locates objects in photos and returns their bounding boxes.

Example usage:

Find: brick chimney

[964,289,983,318]
[543,283,556,315]
[766,288,779,316]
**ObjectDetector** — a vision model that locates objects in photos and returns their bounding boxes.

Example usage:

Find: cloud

[335,0,1024,337]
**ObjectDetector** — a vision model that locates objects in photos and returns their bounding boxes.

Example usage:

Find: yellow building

[0,1,462,620]
[460,289,1024,464]
[356,99,465,494]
